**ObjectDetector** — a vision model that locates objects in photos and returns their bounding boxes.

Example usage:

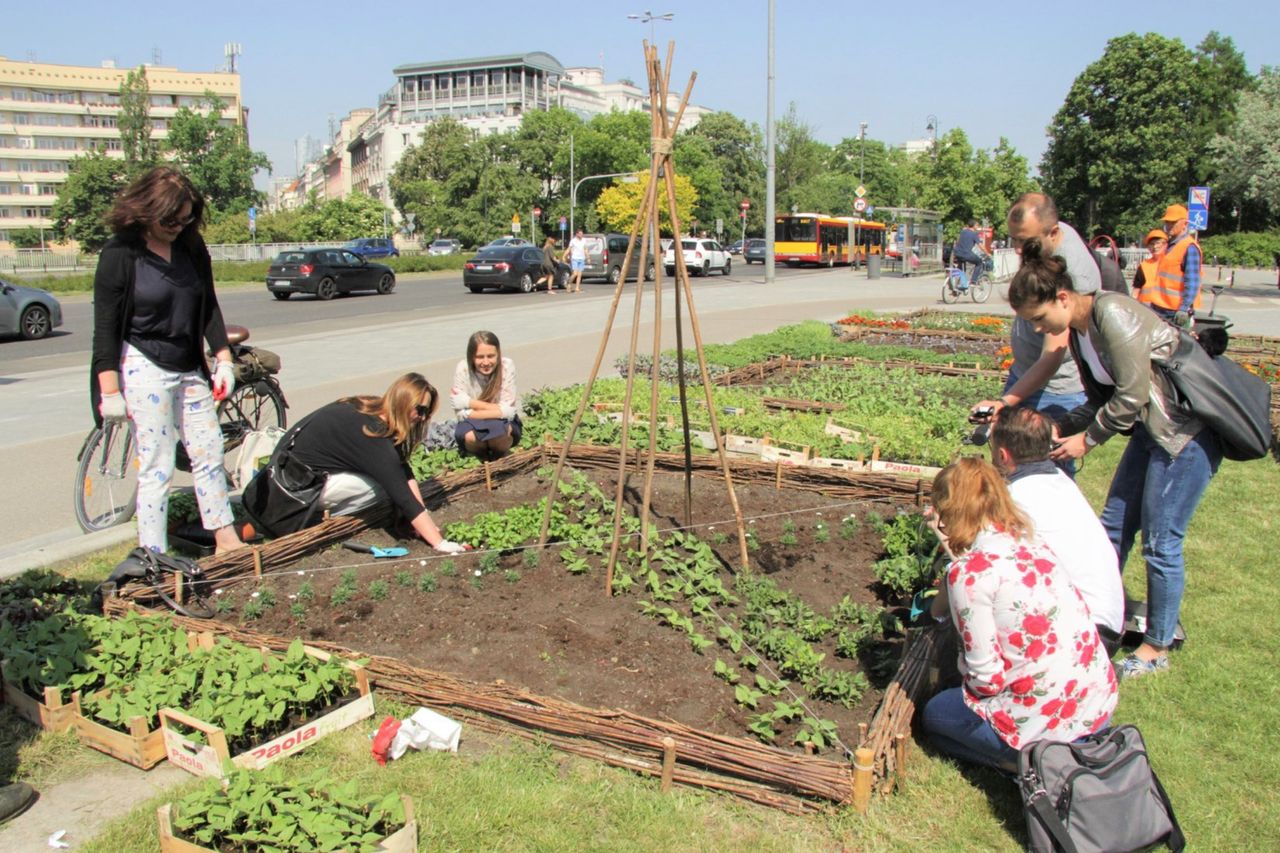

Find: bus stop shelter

[879,207,944,276]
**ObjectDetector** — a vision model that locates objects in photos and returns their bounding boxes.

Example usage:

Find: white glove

[450,392,470,411]
[212,360,236,401]
[433,540,467,555]
[99,391,128,423]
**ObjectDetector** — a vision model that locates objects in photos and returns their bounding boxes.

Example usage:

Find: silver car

[428,238,462,256]
[0,277,63,340]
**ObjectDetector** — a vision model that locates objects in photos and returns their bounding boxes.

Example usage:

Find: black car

[266,248,396,300]
[743,239,768,264]
[463,246,569,293]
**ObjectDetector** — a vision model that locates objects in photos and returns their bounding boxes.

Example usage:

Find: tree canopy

[166,94,271,215]
[50,149,127,252]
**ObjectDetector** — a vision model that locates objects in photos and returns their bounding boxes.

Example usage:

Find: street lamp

[626,9,674,42]
[570,171,641,236]
[858,121,868,185]
[926,115,938,160]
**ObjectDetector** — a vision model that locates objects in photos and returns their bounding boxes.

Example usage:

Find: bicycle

[942,257,993,304]
[73,325,288,533]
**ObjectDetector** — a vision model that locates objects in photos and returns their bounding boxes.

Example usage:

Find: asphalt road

[2,263,1276,563]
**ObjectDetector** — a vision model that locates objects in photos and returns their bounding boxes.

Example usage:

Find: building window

[150,95,173,107]
[34,114,59,126]
[9,89,27,101]
[30,91,54,103]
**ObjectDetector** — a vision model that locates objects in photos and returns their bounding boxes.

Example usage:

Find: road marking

[1228,296,1256,304]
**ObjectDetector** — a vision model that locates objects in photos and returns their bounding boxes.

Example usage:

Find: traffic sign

[866,205,875,215]
[853,198,867,213]
[559,216,567,232]
[740,200,750,210]
[533,206,542,218]
[1187,186,1210,231]
[855,185,867,198]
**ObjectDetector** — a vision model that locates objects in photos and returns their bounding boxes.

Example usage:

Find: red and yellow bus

[773,214,886,266]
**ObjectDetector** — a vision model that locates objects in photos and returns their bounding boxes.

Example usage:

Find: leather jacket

[1057,292,1203,457]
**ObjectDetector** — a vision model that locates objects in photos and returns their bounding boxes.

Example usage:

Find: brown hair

[466,330,503,403]
[990,406,1052,466]
[930,457,1031,552]
[106,166,205,246]
[339,372,438,456]
[1007,238,1073,309]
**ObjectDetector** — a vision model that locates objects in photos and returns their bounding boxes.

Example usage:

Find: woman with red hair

[922,457,1117,772]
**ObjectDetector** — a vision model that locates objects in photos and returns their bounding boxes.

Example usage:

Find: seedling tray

[0,660,81,733]
[159,648,374,778]
[156,794,417,853]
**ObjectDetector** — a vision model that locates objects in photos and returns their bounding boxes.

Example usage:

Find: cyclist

[952,220,987,287]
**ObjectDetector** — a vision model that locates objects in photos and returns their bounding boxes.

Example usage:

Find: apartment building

[0,56,243,247]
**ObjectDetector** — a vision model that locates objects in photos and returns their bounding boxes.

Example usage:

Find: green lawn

[7,395,1278,851]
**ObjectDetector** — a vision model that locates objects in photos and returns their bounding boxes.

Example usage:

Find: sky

[5,0,1278,190]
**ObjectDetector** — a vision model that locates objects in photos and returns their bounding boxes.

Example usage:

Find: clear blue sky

[5,0,1277,189]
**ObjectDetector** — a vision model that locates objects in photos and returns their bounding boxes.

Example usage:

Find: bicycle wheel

[218,379,287,489]
[941,274,961,304]
[74,422,139,532]
[970,274,992,303]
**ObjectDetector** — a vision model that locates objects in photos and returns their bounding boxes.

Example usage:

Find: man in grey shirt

[974,192,1099,475]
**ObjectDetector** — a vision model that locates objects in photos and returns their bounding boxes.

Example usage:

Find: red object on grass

[371,715,401,766]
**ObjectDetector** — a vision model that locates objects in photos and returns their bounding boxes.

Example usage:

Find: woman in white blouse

[450,330,522,460]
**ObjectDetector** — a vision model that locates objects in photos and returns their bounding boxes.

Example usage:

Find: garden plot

[207,465,927,756]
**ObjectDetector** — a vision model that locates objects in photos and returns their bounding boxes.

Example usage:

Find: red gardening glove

[371,715,401,766]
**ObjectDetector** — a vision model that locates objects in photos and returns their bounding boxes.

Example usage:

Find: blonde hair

[338,372,437,457]
[931,457,1031,552]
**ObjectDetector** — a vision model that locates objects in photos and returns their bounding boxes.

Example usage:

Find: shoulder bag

[240,414,327,537]
[1019,724,1185,853]
[1158,326,1274,461]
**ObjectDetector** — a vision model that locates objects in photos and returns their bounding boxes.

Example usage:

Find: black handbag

[240,414,327,537]
[1020,724,1185,853]
[1159,327,1274,462]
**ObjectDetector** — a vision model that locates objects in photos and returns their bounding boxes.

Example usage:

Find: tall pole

[569,133,575,236]
[765,0,776,284]
[858,121,868,186]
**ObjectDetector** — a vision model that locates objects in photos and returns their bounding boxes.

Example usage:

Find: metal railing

[0,249,92,274]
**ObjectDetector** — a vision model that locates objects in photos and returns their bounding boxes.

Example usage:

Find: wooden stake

[660,736,676,792]
[174,569,183,605]
[893,733,908,793]
[852,747,874,813]
[857,722,868,747]
[483,461,493,492]
[252,546,263,580]
[775,460,783,490]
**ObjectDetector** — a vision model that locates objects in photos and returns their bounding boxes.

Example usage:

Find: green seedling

[394,570,414,587]
[417,572,437,593]
[368,580,389,601]
[289,602,306,620]
[257,588,276,608]
[440,561,457,577]
[713,659,740,685]
[329,586,353,606]
[296,581,315,602]
[504,570,521,584]
[734,684,764,709]
[522,549,541,569]
[242,599,263,620]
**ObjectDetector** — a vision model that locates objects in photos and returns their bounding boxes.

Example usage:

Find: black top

[290,402,423,522]
[129,246,205,371]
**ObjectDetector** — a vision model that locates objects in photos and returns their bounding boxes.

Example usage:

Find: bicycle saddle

[226,324,250,345]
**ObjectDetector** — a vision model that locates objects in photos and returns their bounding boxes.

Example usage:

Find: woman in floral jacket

[922,457,1118,772]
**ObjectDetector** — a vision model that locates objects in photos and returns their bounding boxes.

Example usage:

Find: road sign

[866,205,875,215]
[559,216,567,232]
[740,200,750,210]
[855,185,867,198]
[247,206,256,236]
[853,198,867,213]
[1187,186,1210,231]
[533,206,542,218]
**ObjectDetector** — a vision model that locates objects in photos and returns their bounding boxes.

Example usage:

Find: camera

[968,405,995,424]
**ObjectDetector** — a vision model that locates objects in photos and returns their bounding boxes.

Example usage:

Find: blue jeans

[923,687,1018,772]
[1003,372,1087,478]
[1099,423,1221,648]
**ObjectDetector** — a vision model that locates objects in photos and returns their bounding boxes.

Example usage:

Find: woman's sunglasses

[414,404,432,419]
[159,213,195,229]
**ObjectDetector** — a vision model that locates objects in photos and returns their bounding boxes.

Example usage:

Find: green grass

[5,391,1278,851]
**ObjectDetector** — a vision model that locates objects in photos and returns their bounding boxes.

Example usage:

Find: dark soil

[839,331,1003,357]
[212,468,914,753]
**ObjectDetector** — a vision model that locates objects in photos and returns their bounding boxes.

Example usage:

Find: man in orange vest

[1131,229,1168,305]
[1146,204,1202,327]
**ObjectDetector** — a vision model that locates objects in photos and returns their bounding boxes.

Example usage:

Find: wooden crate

[0,661,81,733]
[760,441,809,465]
[809,456,865,472]
[723,433,766,458]
[157,794,417,853]
[869,459,943,478]
[159,651,374,779]
[823,418,866,443]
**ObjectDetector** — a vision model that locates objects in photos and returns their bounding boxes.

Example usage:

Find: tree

[10,227,44,249]
[595,172,696,235]
[774,104,828,213]
[683,112,765,233]
[1209,66,1280,229]
[295,193,388,241]
[165,94,270,214]
[1042,32,1255,239]
[117,66,158,175]
[50,149,126,252]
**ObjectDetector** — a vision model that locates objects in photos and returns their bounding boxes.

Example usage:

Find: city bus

[773,214,886,266]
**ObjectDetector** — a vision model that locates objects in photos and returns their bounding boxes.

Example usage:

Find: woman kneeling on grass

[922,457,1117,773]
[287,373,466,555]
[450,330,522,460]
[1009,241,1222,679]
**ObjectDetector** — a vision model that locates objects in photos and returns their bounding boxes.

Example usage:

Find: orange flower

[1001,358,1015,370]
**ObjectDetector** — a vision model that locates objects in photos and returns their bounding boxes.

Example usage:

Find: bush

[1200,231,1280,268]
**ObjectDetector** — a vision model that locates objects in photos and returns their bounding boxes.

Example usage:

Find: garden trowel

[342,541,410,559]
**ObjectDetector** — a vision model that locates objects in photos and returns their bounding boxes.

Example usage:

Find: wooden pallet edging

[0,661,82,733]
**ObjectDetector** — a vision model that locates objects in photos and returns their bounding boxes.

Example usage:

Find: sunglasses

[414,404,432,419]
[159,213,195,229]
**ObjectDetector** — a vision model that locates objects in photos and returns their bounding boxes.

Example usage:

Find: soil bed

[837,330,1003,357]
[212,467,914,752]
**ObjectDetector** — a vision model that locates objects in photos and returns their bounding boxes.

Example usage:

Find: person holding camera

[90,167,244,556]
[922,458,1118,772]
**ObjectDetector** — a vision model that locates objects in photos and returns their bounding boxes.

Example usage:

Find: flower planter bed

[716,355,1004,389]
[103,443,935,813]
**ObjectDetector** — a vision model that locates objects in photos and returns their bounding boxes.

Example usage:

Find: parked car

[265,248,396,301]
[484,236,531,248]
[0,276,62,340]
[743,239,768,264]
[727,239,745,255]
[580,232,658,284]
[427,238,462,256]
[663,238,731,277]
[463,246,568,293]
[343,237,400,259]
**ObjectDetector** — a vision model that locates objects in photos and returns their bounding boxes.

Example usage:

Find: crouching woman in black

[287,373,466,554]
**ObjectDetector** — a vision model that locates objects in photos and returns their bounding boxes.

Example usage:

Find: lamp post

[570,172,640,236]
[858,121,868,185]
[926,115,938,160]
[626,9,674,42]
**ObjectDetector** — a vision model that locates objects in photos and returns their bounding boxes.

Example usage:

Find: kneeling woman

[288,373,465,554]
[451,331,522,459]
[923,457,1117,772]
